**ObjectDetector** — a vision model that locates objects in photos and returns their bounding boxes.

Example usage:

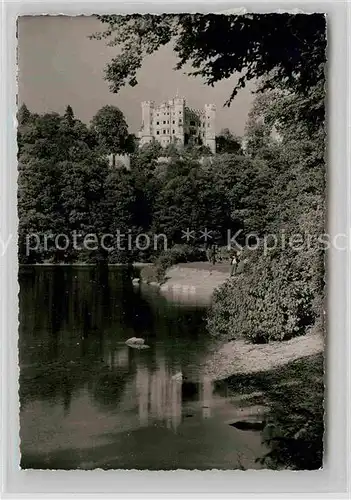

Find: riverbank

[159,262,229,294]
[214,352,324,470]
[206,327,324,470]
[203,328,324,380]
[150,263,324,382]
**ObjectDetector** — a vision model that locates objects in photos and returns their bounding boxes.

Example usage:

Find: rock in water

[171,372,183,382]
[125,337,145,347]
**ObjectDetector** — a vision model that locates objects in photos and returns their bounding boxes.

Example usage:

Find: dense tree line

[17,104,245,262]
[18,96,324,347]
[18,95,324,473]
[19,12,325,349]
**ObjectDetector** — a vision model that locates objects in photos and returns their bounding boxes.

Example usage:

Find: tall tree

[17,108,108,263]
[64,105,75,127]
[90,105,129,155]
[209,84,325,344]
[102,169,140,263]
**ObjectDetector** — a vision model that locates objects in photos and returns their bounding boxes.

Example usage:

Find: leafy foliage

[216,128,242,155]
[91,13,326,106]
[19,8,326,345]
[91,105,129,154]
[18,106,108,263]
[208,245,320,343]
[208,83,325,343]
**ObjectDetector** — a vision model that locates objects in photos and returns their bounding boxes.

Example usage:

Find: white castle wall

[107,153,131,170]
[139,97,216,153]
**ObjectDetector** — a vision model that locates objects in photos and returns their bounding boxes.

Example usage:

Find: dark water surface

[19,266,265,470]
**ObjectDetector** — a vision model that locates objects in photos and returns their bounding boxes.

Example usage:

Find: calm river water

[19,266,265,470]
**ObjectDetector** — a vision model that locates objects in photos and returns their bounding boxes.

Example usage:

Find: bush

[207,243,322,343]
[147,244,206,283]
[212,245,231,262]
[258,355,324,470]
[139,264,159,284]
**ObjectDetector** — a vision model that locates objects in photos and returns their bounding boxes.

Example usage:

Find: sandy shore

[202,329,324,381]
[159,263,229,297]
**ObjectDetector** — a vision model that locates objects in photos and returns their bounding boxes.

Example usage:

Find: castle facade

[138,96,216,153]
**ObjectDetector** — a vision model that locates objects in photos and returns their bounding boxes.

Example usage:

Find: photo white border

[1,0,350,497]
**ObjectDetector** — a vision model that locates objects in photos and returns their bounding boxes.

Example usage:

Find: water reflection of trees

[132,361,213,430]
[19,267,133,410]
[19,267,213,425]
[20,344,134,413]
[92,368,133,409]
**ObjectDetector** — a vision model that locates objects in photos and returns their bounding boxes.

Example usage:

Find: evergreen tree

[17,103,31,125]
[64,104,75,127]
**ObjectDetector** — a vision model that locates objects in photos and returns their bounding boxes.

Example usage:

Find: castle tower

[172,97,186,147]
[204,104,216,153]
[140,100,154,146]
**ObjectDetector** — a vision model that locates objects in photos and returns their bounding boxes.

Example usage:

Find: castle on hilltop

[138,96,216,153]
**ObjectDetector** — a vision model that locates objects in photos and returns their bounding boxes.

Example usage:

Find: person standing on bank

[211,244,217,266]
[230,251,239,277]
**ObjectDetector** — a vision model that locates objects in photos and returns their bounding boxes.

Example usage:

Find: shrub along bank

[140,244,206,284]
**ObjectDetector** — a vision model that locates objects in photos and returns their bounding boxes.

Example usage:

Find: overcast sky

[18,16,255,136]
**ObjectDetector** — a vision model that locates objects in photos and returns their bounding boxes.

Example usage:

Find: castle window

[156,131,160,135]
[172,130,175,134]
[172,120,175,124]
[190,120,195,126]
[157,121,159,125]
[163,121,166,124]
[163,130,166,134]
[167,121,169,124]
